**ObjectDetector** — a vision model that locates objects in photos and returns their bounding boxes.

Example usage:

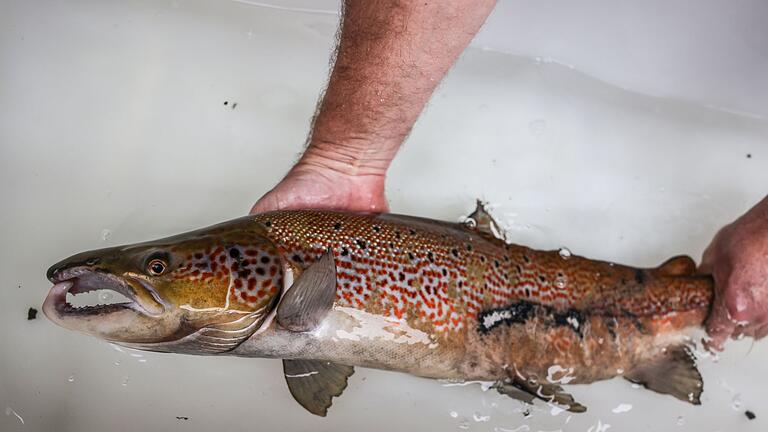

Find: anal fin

[283,359,354,417]
[497,376,587,413]
[624,345,703,404]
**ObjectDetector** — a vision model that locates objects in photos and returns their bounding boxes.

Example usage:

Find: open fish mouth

[43,267,155,318]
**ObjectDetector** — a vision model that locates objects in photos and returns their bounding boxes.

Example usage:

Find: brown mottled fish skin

[44,208,714,412]
[235,210,713,385]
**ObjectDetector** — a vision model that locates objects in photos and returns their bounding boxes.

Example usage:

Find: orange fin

[624,345,703,404]
[656,255,697,277]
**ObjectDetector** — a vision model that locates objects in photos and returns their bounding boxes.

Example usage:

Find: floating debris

[27,307,38,320]
[176,416,189,421]
[745,410,756,420]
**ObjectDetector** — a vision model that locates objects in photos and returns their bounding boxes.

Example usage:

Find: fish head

[43,217,284,353]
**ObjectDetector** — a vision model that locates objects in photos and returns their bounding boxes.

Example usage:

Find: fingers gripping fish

[44,202,713,416]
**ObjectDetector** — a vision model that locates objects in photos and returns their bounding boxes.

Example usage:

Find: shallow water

[2,1,767,431]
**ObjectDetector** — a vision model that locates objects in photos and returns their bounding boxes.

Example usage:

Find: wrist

[296,137,396,179]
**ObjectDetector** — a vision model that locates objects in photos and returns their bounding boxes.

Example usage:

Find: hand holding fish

[250,156,388,214]
[700,195,768,350]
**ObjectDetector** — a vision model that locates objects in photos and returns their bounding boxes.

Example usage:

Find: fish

[44,202,714,416]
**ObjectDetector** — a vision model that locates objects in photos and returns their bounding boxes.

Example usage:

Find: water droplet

[558,248,572,259]
[458,418,470,429]
[99,291,114,302]
[114,360,121,366]
[67,374,75,383]
[554,276,568,289]
[122,377,130,387]
[612,403,632,414]
[101,228,112,241]
[676,416,684,426]
[473,412,490,422]
[731,394,742,410]
[450,411,459,418]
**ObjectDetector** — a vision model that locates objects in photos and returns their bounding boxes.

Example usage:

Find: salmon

[44,203,713,416]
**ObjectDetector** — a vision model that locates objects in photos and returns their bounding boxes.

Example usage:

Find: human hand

[700,196,768,351]
[250,160,388,214]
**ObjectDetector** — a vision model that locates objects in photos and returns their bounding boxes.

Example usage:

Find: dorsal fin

[656,255,697,277]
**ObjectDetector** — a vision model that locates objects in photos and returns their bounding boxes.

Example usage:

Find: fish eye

[147,259,167,276]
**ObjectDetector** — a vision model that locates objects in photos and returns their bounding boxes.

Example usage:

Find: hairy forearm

[297,0,496,177]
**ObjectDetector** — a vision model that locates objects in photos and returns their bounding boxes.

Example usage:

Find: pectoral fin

[276,251,337,332]
[625,345,703,404]
[498,377,587,413]
[465,200,506,242]
[283,359,354,417]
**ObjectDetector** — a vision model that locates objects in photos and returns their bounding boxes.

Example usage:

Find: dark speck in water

[745,410,756,420]
[746,154,752,159]
[223,101,228,106]
[176,416,189,421]
[27,307,38,320]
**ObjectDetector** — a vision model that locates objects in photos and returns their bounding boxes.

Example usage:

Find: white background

[1,1,767,431]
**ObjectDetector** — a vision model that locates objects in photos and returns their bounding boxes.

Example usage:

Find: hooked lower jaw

[43,267,162,323]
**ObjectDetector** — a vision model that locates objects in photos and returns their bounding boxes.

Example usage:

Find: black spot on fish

[409,229,416,235]
[478,302,535,333]
[538,275,546,283]
[228,248,240,259]
[523,254,531,263]
[27,307,37,320]
[494,260,500,268]
[340,247,349,257]
[553,309,585,337]
[195,253,204,259]
[458,281,464,288]
[634,269,645,284]
[356,239,367,249]
[292,254,303,264]
[264,221,272,227]
[524,288,531,297]
[255,267,266,276]
[515,265,523,273]
[425,285,433,295]
[395,231,401,239]
[260,256,270,264]
[427,252,434,262]
[238,269,251,278]
[466,244,473,251]
[451,248,459,257]
[372,225,381,232]
[407,252,415,261]
[442,268,447,276]
[398,272,405,282]
[503,256,510,262]
[605,318,618,339]
[333,222,342,231]
[389,242,395,249]
[480,256,486,263]
[479,300,587,337]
